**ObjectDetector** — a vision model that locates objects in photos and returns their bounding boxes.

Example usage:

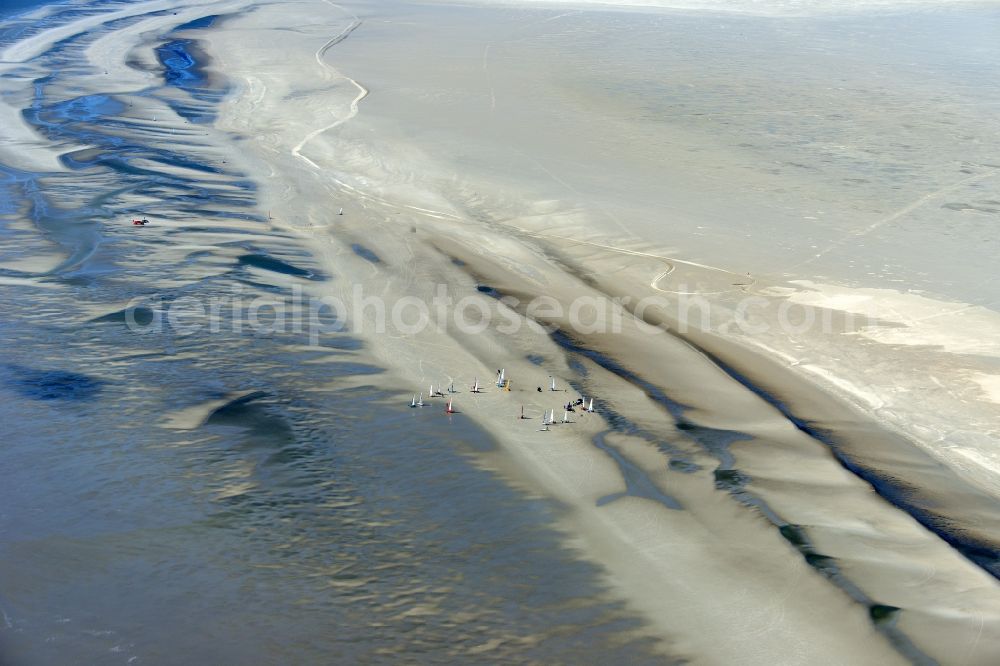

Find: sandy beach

[2,0,999,663]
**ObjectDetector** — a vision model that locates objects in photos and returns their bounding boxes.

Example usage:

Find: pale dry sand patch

[974,374,1000,405]
[786,280,1000,357]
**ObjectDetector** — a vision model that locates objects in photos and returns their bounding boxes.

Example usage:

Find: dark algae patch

[870,604,901,626]
[4,364,104,401]
[779,524,810,548]
[475,284,500,297]
[713,468,750,491]
[778,523,839,575]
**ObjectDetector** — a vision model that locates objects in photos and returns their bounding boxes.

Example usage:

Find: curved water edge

[0,1,674,663]
[3,0,1000,664]
[470,285,951,665]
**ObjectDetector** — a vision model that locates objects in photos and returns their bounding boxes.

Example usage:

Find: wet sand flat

[2,0,999,663]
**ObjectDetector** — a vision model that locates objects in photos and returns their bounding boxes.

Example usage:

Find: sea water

[0,2,666,662]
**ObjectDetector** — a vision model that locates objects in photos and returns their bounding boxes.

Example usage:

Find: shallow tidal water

[0,3,665,662]
[4,0,1000,663]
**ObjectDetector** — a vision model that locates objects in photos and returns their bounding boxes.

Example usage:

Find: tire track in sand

[291,1,368,170]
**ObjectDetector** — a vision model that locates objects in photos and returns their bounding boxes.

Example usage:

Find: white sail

[410,394,417,408]
[550,376,556,391]
[562,410,570,423]
[417,393,424,407]
[588,398,594,412]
